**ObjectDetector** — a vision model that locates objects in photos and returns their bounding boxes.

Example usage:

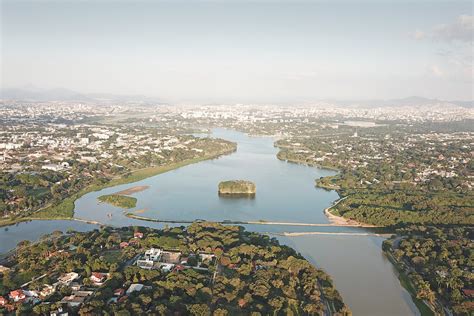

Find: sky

[1,0,473,103]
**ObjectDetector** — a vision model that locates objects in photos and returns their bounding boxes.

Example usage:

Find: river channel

[1,129,419,315]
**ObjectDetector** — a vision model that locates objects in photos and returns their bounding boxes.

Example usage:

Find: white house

[126,283,144,295]
[144,248,161,261]
[57,272,79,285]
[136,259,154,270]
[42,164,65,172]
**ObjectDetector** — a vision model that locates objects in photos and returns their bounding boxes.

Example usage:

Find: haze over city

[2,0,473,103]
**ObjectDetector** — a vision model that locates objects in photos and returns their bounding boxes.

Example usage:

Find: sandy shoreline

[115,185,150,195]
[324,197,379,228]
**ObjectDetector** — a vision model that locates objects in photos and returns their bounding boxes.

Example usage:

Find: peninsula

[0,222,350,315]
[218,180,256,195]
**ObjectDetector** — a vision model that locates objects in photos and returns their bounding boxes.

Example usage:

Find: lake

[0,129,419,316]
[74,129,340,225]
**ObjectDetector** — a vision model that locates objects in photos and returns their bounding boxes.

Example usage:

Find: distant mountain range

[321,96,473,108]
[1,87,472,108]
[0,87,163,103]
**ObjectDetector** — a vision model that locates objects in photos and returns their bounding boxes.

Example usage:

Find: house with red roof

[462,288,474,298]
[90,272,108,286]
[238,298,247,308]
[9,290,25,302]
[129,239,140,246]
[0,296,7,306]
[173,264,185,272]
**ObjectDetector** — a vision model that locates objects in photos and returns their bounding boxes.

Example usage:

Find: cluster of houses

[0,270,111,311]
[461,288,474,310]
[118,231,144,249]
[135,247,216,273]
[136,248,183,272]
[123,231,218,273]
[1,122,207,175]
[0,230,219,313]
[0,266,151,313]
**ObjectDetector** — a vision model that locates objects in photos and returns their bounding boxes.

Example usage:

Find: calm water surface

[279,235,419,316]
[0,220,98,254]
[0,129,419,316]
[74,129,339,225]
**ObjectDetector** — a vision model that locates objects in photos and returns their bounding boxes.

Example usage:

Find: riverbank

[384,250,435,316]
[0,146,236,228]
[324,196,379,228]
[0,217,105,231]
[275,139,437,316]
[125,212,377,228]
[0,128,423,316]
[276,155,341,172]
[277,154,381,229]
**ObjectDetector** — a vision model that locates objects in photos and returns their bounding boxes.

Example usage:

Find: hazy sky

[1,0,473,102]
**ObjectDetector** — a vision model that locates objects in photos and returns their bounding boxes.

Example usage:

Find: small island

[218,180,256,196]
[98,194,137,208]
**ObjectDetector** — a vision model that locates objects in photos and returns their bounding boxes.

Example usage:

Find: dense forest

[0,222,350,315]
[277,124,473,226]
[383,226,473,315]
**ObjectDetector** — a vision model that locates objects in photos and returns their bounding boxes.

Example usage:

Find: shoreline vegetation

[382,225,474,315]
[275,131,474,227]
[323,197,379,228]
[276,154,341,172]
[384,249,435,316]
[277,150,434,314]
[382,226,473,315]
[276,154,369,227]
[0,147,236,228]
[276,142,474,316]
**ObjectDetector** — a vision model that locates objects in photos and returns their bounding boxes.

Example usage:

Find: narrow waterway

[0,220,98,254]
[0,129,419,316]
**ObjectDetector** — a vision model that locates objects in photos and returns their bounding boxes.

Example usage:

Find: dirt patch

[115,185,150,195]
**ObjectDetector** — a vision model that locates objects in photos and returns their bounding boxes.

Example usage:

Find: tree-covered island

[98,194,137,209]
[0,222,350,315]
[218,180,256,196]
